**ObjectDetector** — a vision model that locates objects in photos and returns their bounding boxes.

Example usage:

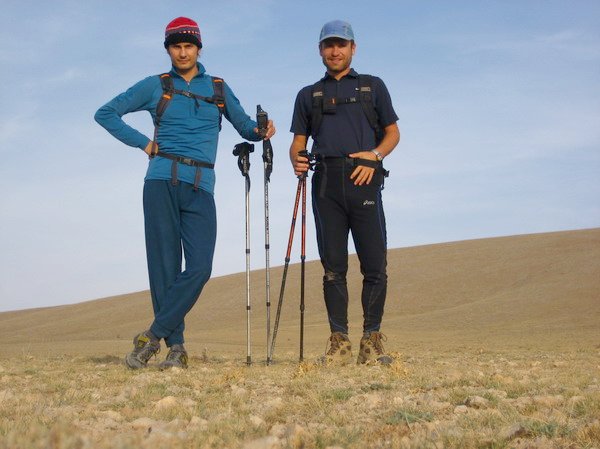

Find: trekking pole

[257,105,274,364]
[233,142,255,366]
[268,177,303,365]
[299,173,307,362]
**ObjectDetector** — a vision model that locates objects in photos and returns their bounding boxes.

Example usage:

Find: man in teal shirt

[95,17,275,369]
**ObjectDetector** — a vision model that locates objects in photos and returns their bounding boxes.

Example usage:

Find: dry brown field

[0,229,598,449]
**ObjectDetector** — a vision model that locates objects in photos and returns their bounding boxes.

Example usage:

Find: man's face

[167,42,200,71]
[319,38,355,76]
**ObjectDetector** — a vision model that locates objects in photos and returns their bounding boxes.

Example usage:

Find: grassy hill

[1,228,598,358]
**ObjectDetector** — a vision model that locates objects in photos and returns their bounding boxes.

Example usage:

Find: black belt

[154,151,214,191]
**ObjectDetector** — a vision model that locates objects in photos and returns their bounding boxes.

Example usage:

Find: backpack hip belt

[153,151,214,191]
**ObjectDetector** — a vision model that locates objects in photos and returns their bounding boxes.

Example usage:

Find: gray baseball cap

[319,20,355,43]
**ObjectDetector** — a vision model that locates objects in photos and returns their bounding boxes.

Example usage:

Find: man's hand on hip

[349,151,377,185]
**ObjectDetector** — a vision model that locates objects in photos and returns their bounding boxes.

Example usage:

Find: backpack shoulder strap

[211,76,226,130]
[155,73,174,126]
[358,74,382,143]
[310,80,325,138]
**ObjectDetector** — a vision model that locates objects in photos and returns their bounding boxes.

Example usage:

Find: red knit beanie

[164,17,202,48]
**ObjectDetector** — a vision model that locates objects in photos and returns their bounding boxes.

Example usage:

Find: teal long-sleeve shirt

[94,63,260,194]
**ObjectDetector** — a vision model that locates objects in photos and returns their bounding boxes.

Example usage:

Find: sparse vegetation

[1,348,599,449]
[1,229,598,448]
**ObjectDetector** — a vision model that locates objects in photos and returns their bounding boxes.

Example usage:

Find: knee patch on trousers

[324,271,345,283]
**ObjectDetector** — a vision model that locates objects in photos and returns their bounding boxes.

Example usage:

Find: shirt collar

[322,68,359,81]
[170,62,206,79]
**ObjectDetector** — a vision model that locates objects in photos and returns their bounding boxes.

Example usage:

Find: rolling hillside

[1,228,598,358]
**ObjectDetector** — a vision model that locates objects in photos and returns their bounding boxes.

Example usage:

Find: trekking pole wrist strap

[354,158,380,169]
[353,158,389,178]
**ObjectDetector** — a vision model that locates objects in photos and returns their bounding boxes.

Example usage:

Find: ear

[351,42,356,55]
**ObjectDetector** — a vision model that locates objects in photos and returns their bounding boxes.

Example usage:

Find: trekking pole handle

[233,142,254,178]
[256,105,268,139]
[257,105,273,182]
[297,150,314,179]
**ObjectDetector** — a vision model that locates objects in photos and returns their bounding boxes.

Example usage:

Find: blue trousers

[143,180,216,347]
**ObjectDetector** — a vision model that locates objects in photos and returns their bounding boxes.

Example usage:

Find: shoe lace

[139,344,160,363]
[368,332,387,356]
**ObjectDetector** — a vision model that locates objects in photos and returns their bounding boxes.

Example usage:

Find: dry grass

[1,349,599,449]
[1,229,599,448]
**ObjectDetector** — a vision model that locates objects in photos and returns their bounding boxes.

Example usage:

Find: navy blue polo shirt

[290,69,398,157]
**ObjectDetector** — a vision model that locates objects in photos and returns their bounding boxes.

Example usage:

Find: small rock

[243,436,281,449]
[249,415,265,427]
[181,398,197,407]
[533,395,563,407]
[364,393,383,409]
[568,395,586,406]
[265,397,283,410]
[465,396,489,409]
[96,410,124,422]
[512,396,533,410]
[231,385,248,396]
[189,416,208,429]
[131,417,159,431]
[445,370,462,382]
[269,423,306,442]
[155,396,179,410]
[349,393,383,409]
[453,405,468,414]
[392,396,404,406]
[489,389,508,399]
[166,418,187,430]
[0,390,14,401]
[430,401,451,411]
[500,424,528,440]
[491,373,514,384]
[269,424,287,439]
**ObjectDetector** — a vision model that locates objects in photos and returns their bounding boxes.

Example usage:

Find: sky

[1,0,599,312]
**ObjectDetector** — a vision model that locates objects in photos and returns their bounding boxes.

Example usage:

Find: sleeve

[289,86,312,136]
[372,77,399,128]
[222,82,261,142]
[94,76,158,150]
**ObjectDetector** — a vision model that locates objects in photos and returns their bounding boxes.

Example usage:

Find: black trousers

[311,157,388,334]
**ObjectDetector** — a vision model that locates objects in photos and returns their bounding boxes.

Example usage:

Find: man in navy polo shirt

[289,20,400,365]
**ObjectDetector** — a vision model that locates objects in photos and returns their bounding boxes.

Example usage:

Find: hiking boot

[357,331,393,365]
[318,332,353,365]
[159,344,189,370]
[125,331,161,369]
